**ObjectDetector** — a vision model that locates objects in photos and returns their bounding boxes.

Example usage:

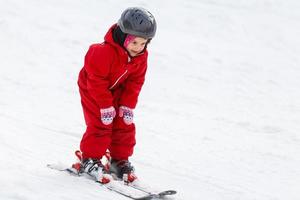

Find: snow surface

[1,0,300,199]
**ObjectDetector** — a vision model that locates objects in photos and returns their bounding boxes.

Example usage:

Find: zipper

[109,70,128,90]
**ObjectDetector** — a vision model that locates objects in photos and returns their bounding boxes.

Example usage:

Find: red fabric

[78,24,148,160]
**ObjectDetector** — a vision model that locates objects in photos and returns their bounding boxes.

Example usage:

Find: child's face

[125,37,148,57]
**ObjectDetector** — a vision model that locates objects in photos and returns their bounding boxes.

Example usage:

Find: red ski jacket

[78,24,148,109]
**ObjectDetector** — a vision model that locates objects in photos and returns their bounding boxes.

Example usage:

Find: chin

[130,53,138,57]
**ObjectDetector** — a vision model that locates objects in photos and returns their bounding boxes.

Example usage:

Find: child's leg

[80,125,112,160]
[79,89,112,160]
[109,116,136,160]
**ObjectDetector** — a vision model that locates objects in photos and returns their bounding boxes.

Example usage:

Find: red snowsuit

[78,24,148,160]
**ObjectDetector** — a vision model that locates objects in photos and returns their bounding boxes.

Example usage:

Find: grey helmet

[118,7,157,39]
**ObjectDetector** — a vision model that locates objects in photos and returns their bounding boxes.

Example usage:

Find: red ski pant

[79,88,136,160]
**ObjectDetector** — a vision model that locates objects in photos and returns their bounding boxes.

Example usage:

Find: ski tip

[159,190,177,196]
[136,190,177,200]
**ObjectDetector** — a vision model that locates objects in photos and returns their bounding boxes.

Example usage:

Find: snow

[1,0,300,199]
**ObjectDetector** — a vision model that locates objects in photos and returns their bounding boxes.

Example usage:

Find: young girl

[76,7,156,183]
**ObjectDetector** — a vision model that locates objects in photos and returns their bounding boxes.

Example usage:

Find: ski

[47,164,176,200]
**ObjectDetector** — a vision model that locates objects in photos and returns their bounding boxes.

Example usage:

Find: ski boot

[71,150,111,184]
[110,159,137,183]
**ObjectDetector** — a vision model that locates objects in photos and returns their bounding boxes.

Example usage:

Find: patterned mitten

[119,106,134,125]
[100,106,116,125]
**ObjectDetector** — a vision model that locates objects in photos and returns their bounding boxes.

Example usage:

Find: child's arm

[119,60,147,109]
[84,44,114,108]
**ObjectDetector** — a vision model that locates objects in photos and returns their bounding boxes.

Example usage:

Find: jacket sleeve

[84,44,114,108]
[119,59,148,109]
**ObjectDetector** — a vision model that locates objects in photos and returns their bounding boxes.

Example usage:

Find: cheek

[141,44,146,49]
[125,44,132,51]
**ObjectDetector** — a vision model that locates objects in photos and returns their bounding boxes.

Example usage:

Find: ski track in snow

[1,0,300,199]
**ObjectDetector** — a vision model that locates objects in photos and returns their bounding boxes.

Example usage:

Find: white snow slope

[1,0,300,199]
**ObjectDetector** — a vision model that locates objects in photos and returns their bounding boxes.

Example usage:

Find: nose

[132,47,141,53]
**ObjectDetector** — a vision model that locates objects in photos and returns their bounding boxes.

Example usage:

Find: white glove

[119,106,134,125]
[100,106,116,125]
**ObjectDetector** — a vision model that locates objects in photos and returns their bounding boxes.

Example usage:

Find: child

[76,7,157,183]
